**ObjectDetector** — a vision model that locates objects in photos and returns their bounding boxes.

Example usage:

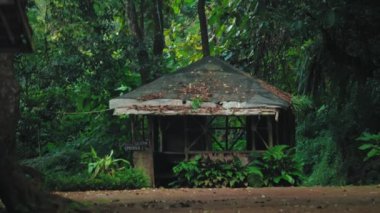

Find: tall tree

[198,0,210,57]
[0,1,83,211]
[125,0,165,84]
[0,54,69,212]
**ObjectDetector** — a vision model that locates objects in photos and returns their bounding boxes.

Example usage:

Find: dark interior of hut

[128,113,293,186]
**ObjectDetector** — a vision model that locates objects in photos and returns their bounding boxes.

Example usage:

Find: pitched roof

[110,56,291,115]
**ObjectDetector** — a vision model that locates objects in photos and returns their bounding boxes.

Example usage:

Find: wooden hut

[109,56,295,186]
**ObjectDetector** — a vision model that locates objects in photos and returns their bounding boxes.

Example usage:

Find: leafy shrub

[249,145,304,186]
[292,95,313,118]
[171,145,303,188]
[357,132,380,161]
[22,148,82,173]
[81,147,130,178]
[45,169,149,191]
[212,139,247,151]
[171,155,248,188]
[296,131,345,186]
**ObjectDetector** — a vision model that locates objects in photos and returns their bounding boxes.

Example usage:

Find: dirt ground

[52,186,380,213]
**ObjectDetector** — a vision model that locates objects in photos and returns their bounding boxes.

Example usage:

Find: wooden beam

[109,98,282,116]
[158,118,163,152]
[267,116,274,148]
[225,116,229,150]
[130,115,136,143]
[184,116,189,160]
[151,116,159,152]
[250,116,259,150]
[275,116,279,146]
[246,117,252,150]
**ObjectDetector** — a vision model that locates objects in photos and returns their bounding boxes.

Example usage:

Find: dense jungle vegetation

[12,0,380,191]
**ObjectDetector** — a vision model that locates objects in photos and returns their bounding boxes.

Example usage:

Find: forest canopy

[14,0,380,187]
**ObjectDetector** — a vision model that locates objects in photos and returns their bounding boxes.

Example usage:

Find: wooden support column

[205,117,211,151]
[158,118,163,152]
[133,115,155,187]
[225,116,229,150]
[246,117,252,150]
[249,116,259,150]
[133,150,155,186]
[275,115,280,146]
[151,116,159,152]
[184,116,189,160]
[130,115,136,143]
[267,116,274,148]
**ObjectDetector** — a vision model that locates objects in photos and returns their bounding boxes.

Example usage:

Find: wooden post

[246,116,252,150]
[132,116,155,187]
[225,116,229,150]
[275,115,280,146]
[184,116,189,160]
[158,118,163,152]
[141,115,145,141]
[250,116,259,151]
[130,115,136,143]
[151,116,159,152]
[267,116,274,148]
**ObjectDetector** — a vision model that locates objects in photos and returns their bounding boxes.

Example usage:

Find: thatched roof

[110,56,291,116]
[0,0,32,52]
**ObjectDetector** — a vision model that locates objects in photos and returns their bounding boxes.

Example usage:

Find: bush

[22,149,82,173]
[23,147,149,191]
[81,147,131,178]
[171,145,304,188]
[357,132,380,161]
[249,145,304,187]
[45,169,149,191]
[296,131,345,186]
[171,155,248,188]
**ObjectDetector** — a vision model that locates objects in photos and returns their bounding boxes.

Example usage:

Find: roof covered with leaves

[110,56,291,115]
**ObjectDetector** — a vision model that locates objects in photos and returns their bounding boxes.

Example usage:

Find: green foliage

[191,97,203,109]
[357,132,380,161]
[245,163,264,187]
[45,169,149,191]
[296,129,346,186]
[14,0,380,188]
[22,148,82,173]
[295,78,380,185]
[23,146,148,191]
[249,145,304,187]
[81,147,131,178]
[212,139,247,151]
[15,0,139,159]
[292,95,313,118]
[172,146,303,188]
[171,155,248,188]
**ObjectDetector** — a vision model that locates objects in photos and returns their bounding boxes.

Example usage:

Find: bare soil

[54,186,380,213]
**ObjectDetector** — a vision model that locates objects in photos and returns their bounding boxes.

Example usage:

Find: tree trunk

[0,54,80,213]
[198,0,210,57]
[126,0,151,84]
[152,0,165,56]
